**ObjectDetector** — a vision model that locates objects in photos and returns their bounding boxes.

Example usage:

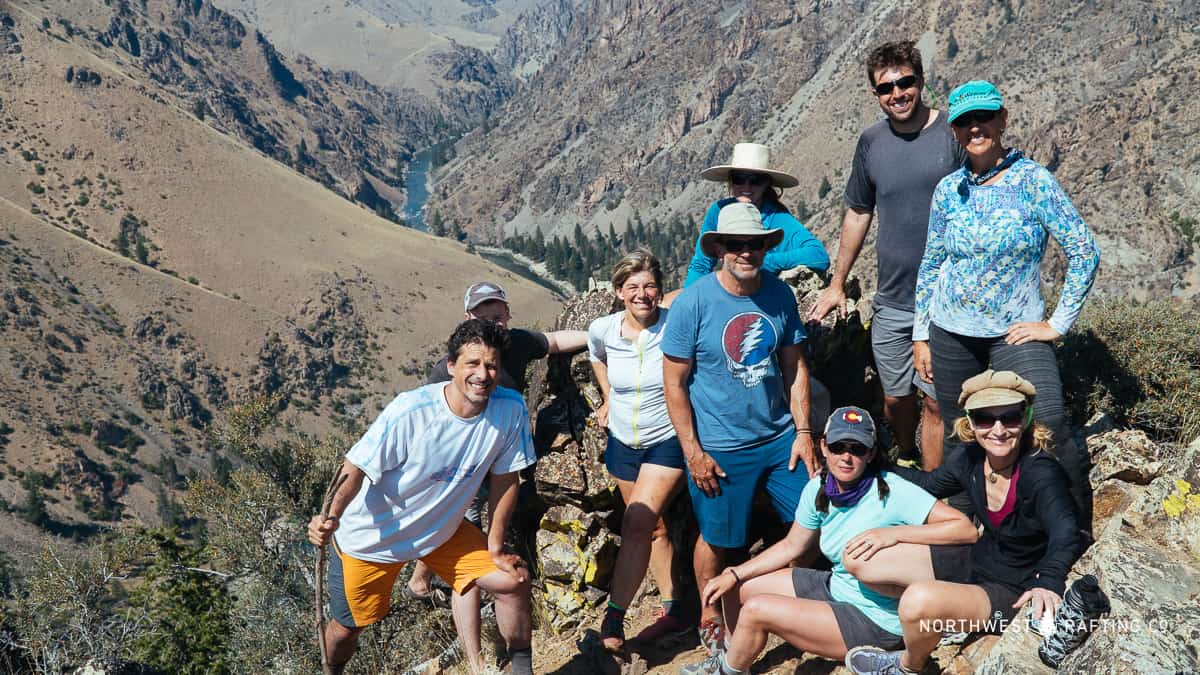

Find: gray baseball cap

[463,282,508,311]
[823,406,876,447]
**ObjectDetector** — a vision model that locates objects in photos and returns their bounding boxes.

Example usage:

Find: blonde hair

[953,415,1055,454]
[610,248,663,290]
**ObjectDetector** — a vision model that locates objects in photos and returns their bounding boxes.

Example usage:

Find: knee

[923,395,941,416]
[883,394,907,410]
[738,594,773,628]
[327,619,362,645]
[842,552,867,580]
[620,504,661,543]
[898,582,938,623]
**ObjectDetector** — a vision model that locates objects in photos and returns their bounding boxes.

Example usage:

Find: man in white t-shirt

[307,319,537,675]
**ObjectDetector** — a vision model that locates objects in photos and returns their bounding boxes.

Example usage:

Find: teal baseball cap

[948,80,1004,123]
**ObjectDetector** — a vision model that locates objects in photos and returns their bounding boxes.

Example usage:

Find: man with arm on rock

[307,319,536,675]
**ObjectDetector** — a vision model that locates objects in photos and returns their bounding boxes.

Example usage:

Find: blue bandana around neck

[958,148,1024,197]
[824,470,876,508]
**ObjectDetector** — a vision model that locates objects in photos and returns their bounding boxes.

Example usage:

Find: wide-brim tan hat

[700,142,799,189]
[699,202,785,257]
[958,369,1037,410]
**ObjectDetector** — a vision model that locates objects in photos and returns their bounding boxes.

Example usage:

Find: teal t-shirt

[794,471,937,635]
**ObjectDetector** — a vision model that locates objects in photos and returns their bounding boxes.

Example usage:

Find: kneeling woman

[682,407,976,675]
[846,370,1085,674]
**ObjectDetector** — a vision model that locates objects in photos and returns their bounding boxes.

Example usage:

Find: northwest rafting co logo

[722,312,778,388]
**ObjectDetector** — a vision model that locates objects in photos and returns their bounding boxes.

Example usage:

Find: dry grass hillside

[213,0,545,93]
[428,0,1200,301]
[0,2,561,556]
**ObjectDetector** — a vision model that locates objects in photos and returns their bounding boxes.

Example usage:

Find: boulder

[1087,429,1163,485]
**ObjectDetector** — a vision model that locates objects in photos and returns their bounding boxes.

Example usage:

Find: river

[402,146,568,297]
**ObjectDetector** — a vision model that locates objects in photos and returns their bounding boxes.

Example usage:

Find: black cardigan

[892,446,1083,596]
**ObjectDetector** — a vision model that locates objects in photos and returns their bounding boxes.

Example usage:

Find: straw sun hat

[699,143,799,189]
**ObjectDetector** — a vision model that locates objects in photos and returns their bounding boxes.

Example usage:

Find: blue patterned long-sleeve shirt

[913,158,1100,341]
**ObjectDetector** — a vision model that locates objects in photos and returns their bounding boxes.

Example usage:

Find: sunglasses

[968,408,1027,428]
[951,109,999,128]
[720,238,768,253]
[730,172,770,187]
[828,442,872,457]
[873,74,919,96]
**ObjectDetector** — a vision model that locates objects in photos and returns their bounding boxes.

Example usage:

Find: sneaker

[679,653,725,675]
[697,617,726,656]
[632,606,692,644]
[845,645,911,674]
[600,609,626,652]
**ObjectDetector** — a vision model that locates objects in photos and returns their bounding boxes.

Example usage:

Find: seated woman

[588,250,690,651]
[846,370,1085,675]
[683,142,830,288]
[680,407,976,675]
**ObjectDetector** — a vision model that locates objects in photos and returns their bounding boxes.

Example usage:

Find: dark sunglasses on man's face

[873,74,919,96]
[968,408,1026,428]
[720,238,767,253]
[951,109,999,128]
[730,172,770,187]
[827,442,871,457]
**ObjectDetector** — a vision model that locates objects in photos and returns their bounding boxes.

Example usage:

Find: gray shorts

[791,568,904,651]
[871,304,936,398]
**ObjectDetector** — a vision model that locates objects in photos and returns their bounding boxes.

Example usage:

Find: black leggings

[930,324,1092,529]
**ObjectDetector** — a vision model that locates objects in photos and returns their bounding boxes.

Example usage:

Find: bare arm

[546,330,588,354]
[701,520,819,606]
[664,354,725,496]
[806,207,873,321]
[589,359,611,427]
[843,500,979,561]
[779,343,817,476]
[487,470,529,582]
[306,460,366,546]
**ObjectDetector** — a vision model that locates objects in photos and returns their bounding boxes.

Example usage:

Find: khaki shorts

[328,520,499,628]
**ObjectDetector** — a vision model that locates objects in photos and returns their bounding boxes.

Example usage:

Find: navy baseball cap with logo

[823,406,877,447]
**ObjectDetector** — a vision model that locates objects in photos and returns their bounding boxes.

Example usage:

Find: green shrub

[1059,298,1200,442]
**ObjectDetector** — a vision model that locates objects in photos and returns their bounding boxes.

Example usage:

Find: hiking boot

[600,608,626,653]
[632,606,692,644]
[679,653,726,675]
[697,617,726,656]
[845,645,914,674]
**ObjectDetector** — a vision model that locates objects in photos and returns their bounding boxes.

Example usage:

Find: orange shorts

[329,520,499,628]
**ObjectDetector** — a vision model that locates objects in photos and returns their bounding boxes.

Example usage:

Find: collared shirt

[588,309,674,448]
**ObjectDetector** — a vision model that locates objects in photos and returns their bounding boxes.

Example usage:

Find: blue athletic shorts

[604,433,686,482]
[686,429,810,548]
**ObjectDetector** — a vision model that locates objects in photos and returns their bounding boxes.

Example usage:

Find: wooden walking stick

[317,469,348,675]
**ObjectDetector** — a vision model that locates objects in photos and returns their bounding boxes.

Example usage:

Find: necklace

[986,463,1014,484]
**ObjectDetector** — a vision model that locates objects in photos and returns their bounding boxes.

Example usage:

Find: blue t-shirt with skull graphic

[662,272,805,451]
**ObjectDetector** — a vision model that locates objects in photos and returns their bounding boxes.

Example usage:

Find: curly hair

[446,318,511,363]
[815,445,891,513]
[866,40,924,86]
[952,413,1055,456]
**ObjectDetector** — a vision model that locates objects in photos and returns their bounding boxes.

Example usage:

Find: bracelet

[794,428,811,433]
[728,568,741,583]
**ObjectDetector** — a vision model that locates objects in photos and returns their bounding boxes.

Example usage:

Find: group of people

[305,39,1099,675]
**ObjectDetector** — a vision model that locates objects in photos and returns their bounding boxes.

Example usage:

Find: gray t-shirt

[844,112,966,311]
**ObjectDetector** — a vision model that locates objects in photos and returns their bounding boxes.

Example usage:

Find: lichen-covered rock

[1087,429,1163,485]
[540,580,588,633]
[536,528,585,584]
